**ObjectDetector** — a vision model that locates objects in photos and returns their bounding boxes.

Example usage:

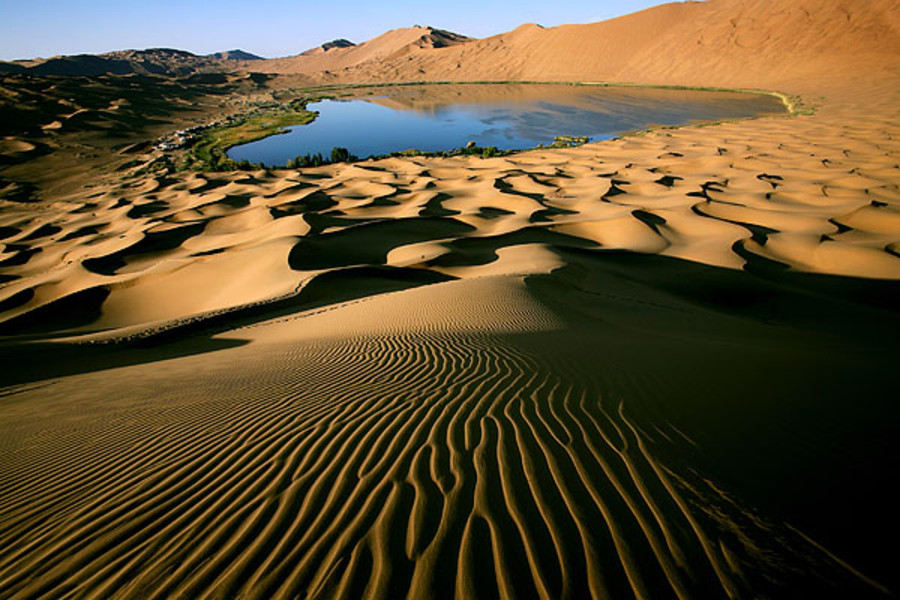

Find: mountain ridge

[0,47,264,77]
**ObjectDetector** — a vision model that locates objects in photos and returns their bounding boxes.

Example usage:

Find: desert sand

[1,0,899,598]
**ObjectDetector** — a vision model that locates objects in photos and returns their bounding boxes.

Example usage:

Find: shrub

[330,146,354,163]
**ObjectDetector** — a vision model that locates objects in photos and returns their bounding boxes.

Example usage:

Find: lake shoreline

[219,80,791,168]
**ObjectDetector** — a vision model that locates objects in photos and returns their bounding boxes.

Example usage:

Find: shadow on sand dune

[1,250,896,598]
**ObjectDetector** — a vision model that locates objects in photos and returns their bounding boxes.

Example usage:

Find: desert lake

[227,83,786,165]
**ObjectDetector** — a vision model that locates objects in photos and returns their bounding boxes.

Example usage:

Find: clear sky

[0,1,673,61]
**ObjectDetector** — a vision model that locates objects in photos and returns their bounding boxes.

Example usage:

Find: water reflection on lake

[227,84,785,166]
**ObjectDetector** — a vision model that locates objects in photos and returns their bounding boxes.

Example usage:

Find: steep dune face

[618,0,900,87]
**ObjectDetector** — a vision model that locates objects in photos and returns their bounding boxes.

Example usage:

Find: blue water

[228,85,784,166]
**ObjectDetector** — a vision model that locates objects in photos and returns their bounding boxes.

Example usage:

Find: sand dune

[2,102,898,336]
[1,271,897,598]
[1,0,899,597]
[1,100,898,595]
[255,26,470,80]
[253,0,900,91]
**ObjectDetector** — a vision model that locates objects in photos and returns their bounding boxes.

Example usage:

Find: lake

[227,84,786,166]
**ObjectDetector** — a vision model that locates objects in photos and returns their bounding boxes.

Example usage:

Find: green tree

[330,147,351,163]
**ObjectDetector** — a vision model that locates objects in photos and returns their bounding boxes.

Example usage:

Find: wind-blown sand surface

[1,0,899,597]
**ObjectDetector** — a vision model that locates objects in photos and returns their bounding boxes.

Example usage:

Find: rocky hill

[0,47,262,77]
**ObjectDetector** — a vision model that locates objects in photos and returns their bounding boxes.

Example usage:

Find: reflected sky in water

[228,85,784,166]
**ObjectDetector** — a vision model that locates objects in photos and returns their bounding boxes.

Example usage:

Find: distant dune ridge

[1,0,899,598]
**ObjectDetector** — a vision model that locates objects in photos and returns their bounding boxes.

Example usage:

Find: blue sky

[0,1,672,61]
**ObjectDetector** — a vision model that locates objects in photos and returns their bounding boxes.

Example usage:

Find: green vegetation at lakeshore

[279,143,511,169]
[278,135,593,170]
[182,98,320,171]
[361,135,592,163]
[286,146,359,168]
[171,79,801,173]
[363,142,509,162]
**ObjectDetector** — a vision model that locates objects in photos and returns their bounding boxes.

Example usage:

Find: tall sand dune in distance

[1,0,899,597]
[252,0,900,90]
[255,26,471,78]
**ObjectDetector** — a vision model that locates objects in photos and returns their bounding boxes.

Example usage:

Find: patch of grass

[778,93,816,116]
[183,99,319,171]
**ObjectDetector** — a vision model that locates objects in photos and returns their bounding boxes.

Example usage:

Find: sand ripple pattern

[0,318,867,599]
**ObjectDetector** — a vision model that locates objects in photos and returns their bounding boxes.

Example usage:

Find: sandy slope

[254,26,470,79]
[253,0,900,89]
[1,271,897,598]
[1,0,899,597]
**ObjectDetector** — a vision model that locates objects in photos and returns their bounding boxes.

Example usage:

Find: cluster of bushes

[233,159,257,171]
[368,143,506,161]
[285,147,358,168]
[183,152,257,172]
[191,140,512,174]
[193,137,567,173]
[460,144,502,158]
[553,135,590,146]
